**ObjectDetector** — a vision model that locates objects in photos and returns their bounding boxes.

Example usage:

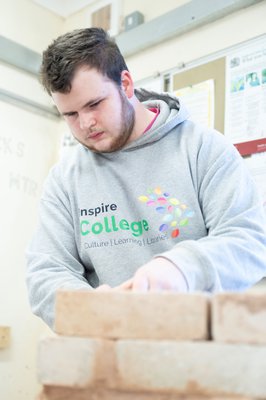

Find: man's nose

[79,112,96,130]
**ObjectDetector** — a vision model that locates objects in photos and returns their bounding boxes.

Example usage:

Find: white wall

[0,0,63,51]
[0,1,64,399]
[63,1,266,82]
[121,0,189,24]
[0,98,60,399]
[61,0,189,34]
[126,1,266,82]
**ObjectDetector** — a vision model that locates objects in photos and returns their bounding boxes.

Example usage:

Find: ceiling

[32,0,99,18]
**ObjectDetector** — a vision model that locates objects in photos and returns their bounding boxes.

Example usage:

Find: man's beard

[102,89,135,153]
[74,89,135,154]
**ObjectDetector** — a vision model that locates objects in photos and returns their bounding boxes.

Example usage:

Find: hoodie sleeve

[26,168,92,329]
[159,129,266,292]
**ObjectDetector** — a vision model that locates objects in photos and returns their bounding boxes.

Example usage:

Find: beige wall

[0,2,63,400]
[0,0,63,51]
[0,99,60,399]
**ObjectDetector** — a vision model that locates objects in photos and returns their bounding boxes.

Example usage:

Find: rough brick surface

[37,336,115,388]
[38,386,254,400]
[212,292,266,344]
[55,290,210,340]
[38,335,266,398]
[115,340,266,398]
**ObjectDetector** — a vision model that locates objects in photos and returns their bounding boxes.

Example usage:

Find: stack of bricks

[37,290,266,400]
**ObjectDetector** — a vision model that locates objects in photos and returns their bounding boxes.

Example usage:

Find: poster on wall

[174,79,215,129]
[224,38,266,152]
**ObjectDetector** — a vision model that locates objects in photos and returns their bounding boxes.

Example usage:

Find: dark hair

[40,28,128,95]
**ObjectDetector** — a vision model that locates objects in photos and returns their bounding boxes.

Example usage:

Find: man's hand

[95,257,188,293]
[95,284,112,291]
[95,280,132,292]
[116,257,188,292]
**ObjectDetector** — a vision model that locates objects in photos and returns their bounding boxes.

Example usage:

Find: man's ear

[121,70,134,98]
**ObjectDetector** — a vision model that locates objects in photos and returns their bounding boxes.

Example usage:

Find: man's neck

[129,99,157,143]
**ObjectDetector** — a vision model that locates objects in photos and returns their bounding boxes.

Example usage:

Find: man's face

[52,67,135,153]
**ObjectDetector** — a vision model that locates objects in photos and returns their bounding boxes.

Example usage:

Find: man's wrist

[154,255,189,291]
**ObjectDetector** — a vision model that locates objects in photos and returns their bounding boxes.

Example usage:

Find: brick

[38,387,253,400]
[115,340,266,398]
[212,292,266,344]
[38,335,266,398]
[55,290,209,340]
[0,326,10,348]
[37,335,115,388]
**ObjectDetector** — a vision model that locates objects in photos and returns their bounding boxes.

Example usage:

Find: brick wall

[36,290,266,400]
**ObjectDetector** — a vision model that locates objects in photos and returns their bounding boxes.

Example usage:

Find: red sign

[234,138,266,156]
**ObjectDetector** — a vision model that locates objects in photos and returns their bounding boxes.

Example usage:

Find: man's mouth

[88,131,105,140]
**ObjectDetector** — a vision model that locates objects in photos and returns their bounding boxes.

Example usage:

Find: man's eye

[90,100,101,108]
[65,112,77,118]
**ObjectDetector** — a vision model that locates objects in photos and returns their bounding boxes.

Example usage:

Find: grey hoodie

[26,90,266,328]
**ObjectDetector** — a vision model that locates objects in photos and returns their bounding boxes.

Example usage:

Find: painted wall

[62,0,189,34]
[125,1,266,82]
[0,1,64,399]
[0,0,63,51]
[63,1,266,82]
[121,0,189,24]
[0,97,60,399]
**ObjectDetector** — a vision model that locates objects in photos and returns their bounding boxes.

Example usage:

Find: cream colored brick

[37,335,114,388]
[115,340,266,398]
[212,292,266,344]
[38,335,266,398]
[55,290,209,340]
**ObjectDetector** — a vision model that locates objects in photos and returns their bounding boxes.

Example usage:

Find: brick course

[36,290,266,399]
[38,335,266,398]
[55,290,210,340]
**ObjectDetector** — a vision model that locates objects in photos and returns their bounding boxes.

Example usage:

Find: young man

[26,28,266,329]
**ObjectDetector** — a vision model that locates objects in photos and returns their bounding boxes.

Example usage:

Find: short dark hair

[40,28,128,95]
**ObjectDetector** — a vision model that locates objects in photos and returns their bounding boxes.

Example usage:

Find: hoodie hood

[123,89,190,151]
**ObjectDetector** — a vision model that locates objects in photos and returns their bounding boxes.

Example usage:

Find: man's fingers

[147,279,164,291]
[132,273,149,292]
[95,284,111,292]
[96,279,134,292]
[114,279,133,291]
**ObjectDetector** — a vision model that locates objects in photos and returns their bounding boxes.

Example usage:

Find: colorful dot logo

[138,187,194,238]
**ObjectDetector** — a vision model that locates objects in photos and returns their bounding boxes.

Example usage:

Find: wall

[0,0,63,51]
[125,1,266,82]
[121,0,189,24]
[0,1,64,399]
[63,1,266,83]
[37,291,266,399]
[62,0,188,34]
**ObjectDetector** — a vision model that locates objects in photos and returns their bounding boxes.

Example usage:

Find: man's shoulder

[42,144,88,199]
[47,144,87,181]
[58,143,86,169]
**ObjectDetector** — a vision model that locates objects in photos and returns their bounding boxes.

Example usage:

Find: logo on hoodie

[138,187,194,238]
[80,202,149,238]
[79,188,194,241]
